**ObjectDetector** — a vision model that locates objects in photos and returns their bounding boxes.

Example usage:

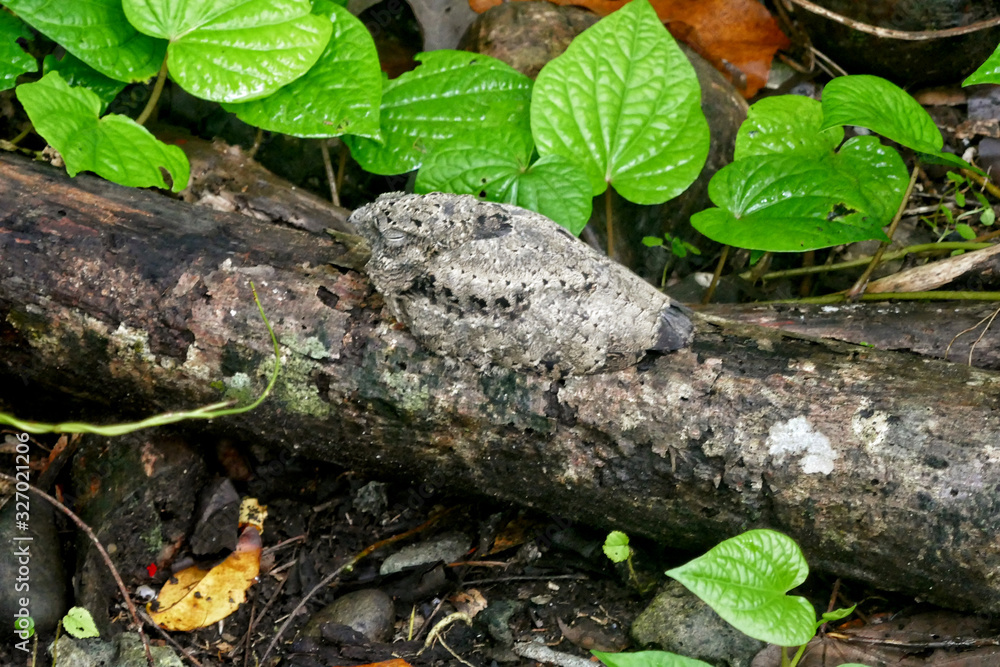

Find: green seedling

[692,77,977,253]
[602,531,656,593]
[62,607,99,639]
[595,529,861,667]
[642,234,702,287]
[642,234,701,259]
[921,171,995,250]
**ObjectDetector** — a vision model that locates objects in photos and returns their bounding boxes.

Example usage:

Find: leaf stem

[787,642,809,667]
[10,125,31,145]
[702,245,729,304]
[136,57,169,126]
[605,188,614,258]
[846,164,920,299]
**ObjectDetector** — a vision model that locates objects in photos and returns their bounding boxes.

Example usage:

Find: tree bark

[702,301,1000,371]
[2,152,999,613]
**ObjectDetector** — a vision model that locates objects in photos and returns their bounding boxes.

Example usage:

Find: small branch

[783,0,1000,40]
[336,141,349,199]
[962,168,1000,199]
[320,139,340,207]
[139,609,204,667]
[248,127,264,160]
[770,290,1000,305]
[0,472,155,667]
[847,165,920,300]
[260,507,455,662]
[741,242,993,282]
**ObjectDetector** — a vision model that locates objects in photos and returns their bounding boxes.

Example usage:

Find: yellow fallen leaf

[148,526,261,631]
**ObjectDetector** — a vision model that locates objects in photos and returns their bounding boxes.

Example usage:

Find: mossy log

[2,152,1000,612]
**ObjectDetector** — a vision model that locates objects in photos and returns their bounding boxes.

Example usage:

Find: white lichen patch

[109,322,157,365]
[280,334,331,360]
[755,337,774,352]
[182,344,214,381]
[851,402,890,449]
[788,360,816,373]
[767,416,838,475]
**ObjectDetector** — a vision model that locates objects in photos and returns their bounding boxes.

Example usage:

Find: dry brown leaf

[449,589,488,617]
[556,616,628,652]
[753,611,1000,666]
[148,525,262,631]
[467,0,787,97]
[488,517,541,554]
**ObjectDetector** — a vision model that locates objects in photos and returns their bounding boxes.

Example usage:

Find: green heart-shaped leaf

[530,0,708,204]
[692,135,905,252]
[414,130,591,234]
[821,75,941,154]
[4,0,165,82]
[17,71,190,192]
[736,95,842,160]
[964,44,1000,86]
[43,54,128,112]
[345,50,533,176]
[0,11,37,91]
[602,531,631,563]
[124,0,332,103]
[666,530,815,647]
[223,0,381,138]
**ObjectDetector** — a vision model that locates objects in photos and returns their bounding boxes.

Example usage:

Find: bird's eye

[382,228,408,246]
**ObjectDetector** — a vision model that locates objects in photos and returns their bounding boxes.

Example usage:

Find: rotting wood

[2,152,1000,612]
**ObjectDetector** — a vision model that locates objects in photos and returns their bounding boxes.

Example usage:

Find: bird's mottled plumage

[349,192,692,375]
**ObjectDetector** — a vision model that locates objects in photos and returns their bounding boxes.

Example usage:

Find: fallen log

[702,301,1000,371]
[2,152,999,613]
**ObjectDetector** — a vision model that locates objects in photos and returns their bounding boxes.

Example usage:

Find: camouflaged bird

[348,192,693,376]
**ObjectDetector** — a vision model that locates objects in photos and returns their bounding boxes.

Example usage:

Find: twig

[139,608,204,667]
[412,595,447,642]
[783,0,1000,40]
[320,139,340,207]
[0,472,155,667]
[961,168,1000,199]
[462,573,588,585]
[770,290,1000,305]
[336,141,348,199]
[420,612,471,652]
[847,165,920,300]
[944,305,1000,365]
[740,242,993,282]
[260,507,455,662]
[248,127,264,160]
